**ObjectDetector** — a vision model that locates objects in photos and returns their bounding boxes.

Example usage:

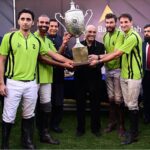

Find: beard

[106,27,115,33]
[38,25,49,33]
[144,36,150,43]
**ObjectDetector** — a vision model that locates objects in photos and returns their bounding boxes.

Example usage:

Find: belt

[19,80,34,82]
[7,78,34,82]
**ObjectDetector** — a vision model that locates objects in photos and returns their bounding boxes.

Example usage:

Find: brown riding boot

[116,103,126,137]
[104,101,117,133]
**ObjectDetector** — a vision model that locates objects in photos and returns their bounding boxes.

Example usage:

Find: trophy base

[72,46,89,66]
[73,61,89,67]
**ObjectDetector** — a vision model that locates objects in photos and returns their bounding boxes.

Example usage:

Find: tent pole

[13,0,16,28]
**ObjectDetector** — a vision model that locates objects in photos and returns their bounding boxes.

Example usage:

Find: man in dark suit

[0,36,3,108]
[0,36,2,44]
[142,24,150,124]
[47,19,72,133]
[74,25,105,137]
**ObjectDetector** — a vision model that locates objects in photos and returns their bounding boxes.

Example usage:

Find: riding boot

[104,101,117,132]
[39,103,60,145]
[116,103,125,137]
[21,117,36,149]
[121,110,139,145]
[1,121,13,149]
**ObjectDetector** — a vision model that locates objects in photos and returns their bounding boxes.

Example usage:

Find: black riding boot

[121,110,139,145]
[21,117,36,149]
[1,121,13,149]
[39,103,60,145]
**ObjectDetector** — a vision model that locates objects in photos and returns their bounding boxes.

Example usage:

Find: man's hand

[88,54,104,66]
[88,54,99,61]
[62,61,74,69]
[88,59,99,66]
[62,32,72,46]
[0,83,7,96]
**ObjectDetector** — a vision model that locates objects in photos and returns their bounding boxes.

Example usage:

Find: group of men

[0,7,150,149]
[89,14,150,145]
[0,9,73,149]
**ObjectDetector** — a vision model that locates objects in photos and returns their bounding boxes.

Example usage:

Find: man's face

[48,21,59,35]
[105,18,116,33]
[37,16,50,34]
[85,26,97,42]
[18,13,34,32]
[119,17,132,33]
[144,27,150,43]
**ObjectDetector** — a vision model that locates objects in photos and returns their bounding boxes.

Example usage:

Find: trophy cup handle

[55,13,67,31]
[84,9,93,27]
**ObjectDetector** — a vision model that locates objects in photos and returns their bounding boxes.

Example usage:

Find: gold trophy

[55,0,93,66]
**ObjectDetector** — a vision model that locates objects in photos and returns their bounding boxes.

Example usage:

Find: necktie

[147,44,150,70]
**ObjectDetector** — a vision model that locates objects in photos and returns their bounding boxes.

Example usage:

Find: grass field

[0,106,150,149]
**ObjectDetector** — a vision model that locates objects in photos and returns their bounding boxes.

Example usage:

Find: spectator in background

[47,19,72,133]
[74,25,105,137]
[0,36,2,45]
[103,13,125,137]
[0,36,3,107]
[142,24,150,124]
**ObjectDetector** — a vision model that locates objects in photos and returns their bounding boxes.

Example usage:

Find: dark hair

[105,13,117,22]
[144,24,150,29]
[119,13,132,21]
[50,19,59,27]
[37,14,50,21]
[18,8,35,20]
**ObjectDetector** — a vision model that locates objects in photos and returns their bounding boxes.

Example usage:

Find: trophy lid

[67,0,81,12]
[70,0,76,10]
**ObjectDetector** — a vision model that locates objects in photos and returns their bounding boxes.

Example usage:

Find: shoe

[40,135,60,145]
[104,123,117,133]
[121,132,138,145]
[92,131,101,137]
[118,126,126,137]
[144,118,150,124]
[76,131,84,137]
[51,127,63,133]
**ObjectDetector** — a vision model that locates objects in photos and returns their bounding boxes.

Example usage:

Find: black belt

[19,80,34,82]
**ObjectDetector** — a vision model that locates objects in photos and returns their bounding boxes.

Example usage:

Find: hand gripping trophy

[55,0,93,66]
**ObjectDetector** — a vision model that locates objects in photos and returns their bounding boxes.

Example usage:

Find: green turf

[0,106,150,149]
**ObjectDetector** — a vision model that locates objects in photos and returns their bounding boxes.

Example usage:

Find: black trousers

[142,71,150,121]
[76,79,102,133]
[51,83,64,106]
[50,83,64,128]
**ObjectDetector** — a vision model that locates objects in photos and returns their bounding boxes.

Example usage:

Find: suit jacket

[0,36,2,45]
[143,41,149,71]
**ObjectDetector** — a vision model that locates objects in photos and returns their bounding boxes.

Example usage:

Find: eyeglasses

[144,30,150,33]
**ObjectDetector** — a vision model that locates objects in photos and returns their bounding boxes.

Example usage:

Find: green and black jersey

[119,29,143,80]
[34,31,56,84]
[0,31,47,81]
[103,29,124,70]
